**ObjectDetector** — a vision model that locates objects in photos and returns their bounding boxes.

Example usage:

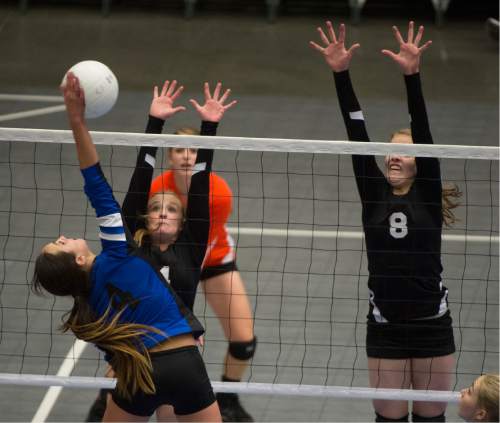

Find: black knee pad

[412,412,445,422]
[376,412,409,422]
[228,337,257,361]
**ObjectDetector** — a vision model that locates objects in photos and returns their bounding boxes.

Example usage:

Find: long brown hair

[391,129,462,227]
[32,251,163,399]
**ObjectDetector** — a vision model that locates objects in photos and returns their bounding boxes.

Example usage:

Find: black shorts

[366,310,455,359]
[111,346,216,417]
[200,260,238,281]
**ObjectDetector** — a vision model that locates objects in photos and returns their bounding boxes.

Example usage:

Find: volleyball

[62,60,119,119]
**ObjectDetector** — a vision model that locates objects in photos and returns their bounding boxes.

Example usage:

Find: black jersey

[84,163,204,350]
[334,70,448,322]
[121,116,217,310]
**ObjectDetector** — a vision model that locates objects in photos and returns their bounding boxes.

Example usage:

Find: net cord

[0,373,460,402]
[0,128,498,160]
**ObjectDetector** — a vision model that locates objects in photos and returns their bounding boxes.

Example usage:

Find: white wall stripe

[226,226,499,243]
[0,105,66,122]
[0,94,63,103]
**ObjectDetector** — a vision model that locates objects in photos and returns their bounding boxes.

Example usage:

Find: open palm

[309,22,360,72]
[381,21,432,75]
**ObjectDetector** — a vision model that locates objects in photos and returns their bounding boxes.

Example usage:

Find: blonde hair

[174,127,200,136]
[390,129,462,227]
[477,374,499,422]
[134,191,184,247]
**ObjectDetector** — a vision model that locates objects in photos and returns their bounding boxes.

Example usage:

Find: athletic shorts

[200,260,238,281]
[111,346,216,417]
[366,310,455,359]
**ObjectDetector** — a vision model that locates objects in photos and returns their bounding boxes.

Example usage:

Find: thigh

[202,271,254,341]
[411,354,454,417]
[369,357,412,419]
[103,396,149,422]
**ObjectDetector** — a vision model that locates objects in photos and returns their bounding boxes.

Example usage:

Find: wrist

[68,116,85,127]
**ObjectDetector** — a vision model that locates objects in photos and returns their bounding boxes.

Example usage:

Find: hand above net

[149,79,187,120]
[61,72,86,125]
[189,81,237,123]
[309,21,360,72]
[381,21,432,75]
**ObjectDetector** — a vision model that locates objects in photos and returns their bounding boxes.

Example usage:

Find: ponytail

[63,302,163,399]
[442,183,462,227]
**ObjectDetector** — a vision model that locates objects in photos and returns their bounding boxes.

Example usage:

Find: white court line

[0,105,66,122]
[227,227,499,243]
[0,94,63,102]
[31,340,88,423]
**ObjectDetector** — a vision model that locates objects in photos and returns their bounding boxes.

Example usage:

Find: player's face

[168,148,198,176]
[385,133,417,190]
[458,378,484,421]
[147,192,183,244]
[43,236,90,259]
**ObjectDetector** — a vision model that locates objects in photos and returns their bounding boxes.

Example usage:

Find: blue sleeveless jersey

[82,164,204,349]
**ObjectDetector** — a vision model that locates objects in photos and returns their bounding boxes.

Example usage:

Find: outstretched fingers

[326,20,337,43]
[212,82,222,101]
[160,80,169,97]
[166,80,178,97]
[189,98,201,111]
[309,40,325,53]
[170,84,184,102]
[407,21,415,44]
[392,25,405,45]
[337,22,346,44]
[204,82,212,100]
[414,25,424,46]
[347,42,361,55]
[223,100,237,111]
[380,49,397,60]
[219,88,232,104]
[419,39,432,52]
[317,26,330,46]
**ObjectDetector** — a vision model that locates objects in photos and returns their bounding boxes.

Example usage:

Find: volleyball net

[0,127,497,405]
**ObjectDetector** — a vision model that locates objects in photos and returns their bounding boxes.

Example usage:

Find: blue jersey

[82,163,204,349]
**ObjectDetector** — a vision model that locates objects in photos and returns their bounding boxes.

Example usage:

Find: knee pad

[412,412,445,422]
[375,413,409,422]
[228,337,257,361]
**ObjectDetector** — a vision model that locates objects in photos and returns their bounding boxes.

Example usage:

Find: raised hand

[149,80,186,120]
[61,72,86,124]
[309,21,360,72]
[189,82,237,123]
[381,21,432,75]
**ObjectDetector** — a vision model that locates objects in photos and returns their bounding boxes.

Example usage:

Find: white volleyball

[63,60,119,119]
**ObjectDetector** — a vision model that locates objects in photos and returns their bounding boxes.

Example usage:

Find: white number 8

[389,212,408,239]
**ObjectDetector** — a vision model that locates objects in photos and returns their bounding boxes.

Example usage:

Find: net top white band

[0,127,498,160]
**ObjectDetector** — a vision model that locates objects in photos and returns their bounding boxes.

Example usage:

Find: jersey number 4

[389,212,408,239]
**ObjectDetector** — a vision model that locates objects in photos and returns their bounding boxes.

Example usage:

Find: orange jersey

[150,170,235,268]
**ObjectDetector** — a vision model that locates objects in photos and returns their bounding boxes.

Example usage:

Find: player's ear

[474,408,487,421]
